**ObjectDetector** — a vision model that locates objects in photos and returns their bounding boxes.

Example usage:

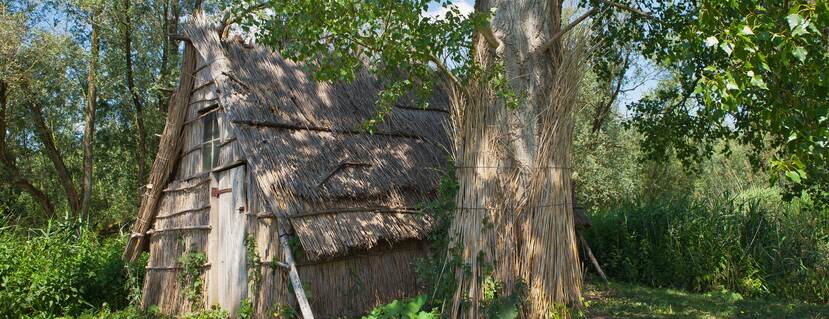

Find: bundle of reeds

[447,3,593,317]
[517,24,592,317]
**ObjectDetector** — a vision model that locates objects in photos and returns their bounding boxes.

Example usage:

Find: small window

[202,111,220,171]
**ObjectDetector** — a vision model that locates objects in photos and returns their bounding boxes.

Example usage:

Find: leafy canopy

[593,0,829,200]
[232,0,487,130]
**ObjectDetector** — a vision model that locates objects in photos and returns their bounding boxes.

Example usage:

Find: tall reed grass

[584,188,829,303]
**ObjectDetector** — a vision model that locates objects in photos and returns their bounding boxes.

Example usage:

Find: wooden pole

[578,231,609,285]
[276,218,315,319]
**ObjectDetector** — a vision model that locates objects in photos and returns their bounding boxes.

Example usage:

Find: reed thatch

[129,14,451,318]
[183,18,450,262]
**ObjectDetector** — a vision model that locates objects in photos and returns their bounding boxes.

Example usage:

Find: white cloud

[424,0,475,20]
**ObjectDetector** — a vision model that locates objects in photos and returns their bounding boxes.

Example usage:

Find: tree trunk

[158,0,181,113]
[158,0,169,113]
[16,76,83,216]
[0,81,56,218]
[124,0,148,185]
[450,0,584,317]
[82,16,100,223]
[29,97,81,215]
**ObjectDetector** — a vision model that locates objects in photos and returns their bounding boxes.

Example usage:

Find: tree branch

[22,80,81,215]
[534,8,598,55]
[592,51,630,132]
[597,0,655,20]
[428,53,471,99]
[477,24,502,49]
[221,1,269,38]
[533,1,655,56]
[0,81,56,218]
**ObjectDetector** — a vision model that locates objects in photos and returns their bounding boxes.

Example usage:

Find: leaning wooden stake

[578,231,609,285]
[276,218,315,319]
[123,42,197,262]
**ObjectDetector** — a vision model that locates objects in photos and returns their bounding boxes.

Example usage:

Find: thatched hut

[124,15,450,318]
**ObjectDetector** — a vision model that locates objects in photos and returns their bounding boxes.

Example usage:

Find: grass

[583,281,829,318]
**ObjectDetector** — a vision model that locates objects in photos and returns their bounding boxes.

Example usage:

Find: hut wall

[245,188,426,318]
[142,53,246,314]
[295,240,426,318]
[247,186,292,319]
[141,177,211,314]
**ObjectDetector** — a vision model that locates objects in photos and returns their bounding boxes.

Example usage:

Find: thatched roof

[184,16,451,261]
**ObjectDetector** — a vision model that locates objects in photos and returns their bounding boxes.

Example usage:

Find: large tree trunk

[124,0,148,185]
[157,0,181,113]
[450,0,585,317]
[0,81,56,218]
[81,16,100,223]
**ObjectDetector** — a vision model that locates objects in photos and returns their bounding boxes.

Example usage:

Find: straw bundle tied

[518,24,592,317]
[448,3,593,317]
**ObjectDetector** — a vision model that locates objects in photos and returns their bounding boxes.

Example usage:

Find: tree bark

[158,0,169,113]
[81,15,100,223]
[450,0,584,317]
[0,81,56,218]
[23,81,82,215]
[158,0,181,113]
[124,0,148,185]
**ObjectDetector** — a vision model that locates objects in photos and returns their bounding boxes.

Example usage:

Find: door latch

[211,187,232,197]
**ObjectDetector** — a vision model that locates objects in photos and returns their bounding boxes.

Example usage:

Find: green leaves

[787,13,805,30]
[362,295,438,319]
[234,0,485,128]
[611,0,829,202]
[792,46,808,62]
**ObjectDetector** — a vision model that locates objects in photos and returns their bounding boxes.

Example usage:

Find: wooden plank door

[207,165,248,315]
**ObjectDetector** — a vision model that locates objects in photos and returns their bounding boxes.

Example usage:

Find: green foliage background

[0,223,137,318]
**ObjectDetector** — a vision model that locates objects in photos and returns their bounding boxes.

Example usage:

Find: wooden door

[207,165,248,315]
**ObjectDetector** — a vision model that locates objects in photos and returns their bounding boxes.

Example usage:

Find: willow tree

[232,0,639,316]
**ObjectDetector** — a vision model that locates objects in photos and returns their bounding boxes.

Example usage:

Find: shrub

[0,221,133,317]
[584,189,829,303]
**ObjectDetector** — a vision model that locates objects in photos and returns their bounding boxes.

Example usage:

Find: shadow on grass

[584,281,829,319]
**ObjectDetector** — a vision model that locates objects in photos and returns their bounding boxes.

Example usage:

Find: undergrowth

[0,220,137,318]
[585,189,829,303]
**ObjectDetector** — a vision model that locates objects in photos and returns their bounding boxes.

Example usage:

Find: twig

[597,0,655,20]
[428,53,471,99]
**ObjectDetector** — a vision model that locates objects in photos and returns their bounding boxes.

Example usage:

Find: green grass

[584,281,829,318]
